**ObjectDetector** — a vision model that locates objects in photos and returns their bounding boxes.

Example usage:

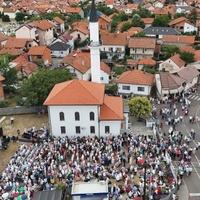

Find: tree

[111,12,129,32]
[134,6,152,18]
[0,55,17,93]
[152,15,170,27]
[15,12,26,22]
[2,14,10,22]
[132,14,145,28]
[66,14,81,24]
[161,45,180,59]
[180,51,194,64]
[18,69,72,106]
[188,8,197,24]
[128,96,152,119]
[121,22,132,32]
[105,84,118,96]
[97,5,115,16]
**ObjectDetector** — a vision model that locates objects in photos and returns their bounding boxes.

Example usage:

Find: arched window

[59,112,65,121]
[90,112,95,121]
[75,112,80,121]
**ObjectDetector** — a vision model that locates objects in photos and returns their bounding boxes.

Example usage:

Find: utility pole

[143,161,147,200]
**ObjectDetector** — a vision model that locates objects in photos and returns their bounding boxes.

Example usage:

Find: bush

[2,14,10,22]
[113,66,127,75]
[0,100,9,108]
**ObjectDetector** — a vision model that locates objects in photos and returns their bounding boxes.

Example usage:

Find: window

[101,77,104,80]
[137,87,145,92]
[59,112,65,121]
[76,126,81,134]
[60,126,66,134]
[105,126,110,134]
[122,85,130,90]
[90,112,95,121]
[75,112,80,121]
[90,126,95,134]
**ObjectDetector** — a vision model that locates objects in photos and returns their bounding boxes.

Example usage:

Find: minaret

[89,0,101,83]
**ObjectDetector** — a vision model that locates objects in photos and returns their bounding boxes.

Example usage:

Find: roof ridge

[80,81,103,104]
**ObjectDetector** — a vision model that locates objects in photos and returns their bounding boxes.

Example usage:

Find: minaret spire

[89,0,98,22]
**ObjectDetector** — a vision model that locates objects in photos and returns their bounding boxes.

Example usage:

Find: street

[156,88,200,199]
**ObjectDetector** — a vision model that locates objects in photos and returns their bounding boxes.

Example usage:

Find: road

[155,89,200,199]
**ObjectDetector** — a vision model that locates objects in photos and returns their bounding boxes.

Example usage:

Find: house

[144,26,180,39]
[98,14,112,31]
[52,17,65,34]
[43,79,124,137]
[128,37,156,60]
[100,32,127,60]
[70,21,89,42]
[16,20,54,45]
[62,51,111,84]
[4,37,37,51]
[50,42,71,58]
[105,0,114,9]
[0,75,5,100]
[124,27,143,37]
[162,35,195,46]
[3,7,19,19]
[137,57,156,70]
[156,66,199,99]
[123,3,138,15]
[141,18,154,28]
[159,54,185,73]
[169,17,197,33]
[9,54,38,77]
[116,70,155,96]
[175,0,191,13]
[62,6,84,18]
[0,32,8,49]
[28,46,52,66]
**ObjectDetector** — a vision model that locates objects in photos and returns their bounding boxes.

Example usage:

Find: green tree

[105,84,118,96]
[97,5,115,16]
[161,45,180,59]
[188,8,197,24]
[0,55,17,93]
[180,51,195,64]
[18,69,72,106]
[2,14,10,22]
[134,6,152,18]
[111,12,129,32]
[152,15,170,27]
[132,14,145,28]
[121,22,132,32]
[15,12,26,22]
[128,96,152,119]
[67,14,81,24]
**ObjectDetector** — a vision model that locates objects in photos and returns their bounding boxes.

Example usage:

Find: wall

[159,59,181,73]
[130,48,154,59]
[49,105,100,137]
[100,120,121,136]
[184,22,197,33]
[100,70,109,84]
[70,31,88,42]
[38,28,54,45]
[100,45,125,59]
[0,106,43,116]
[184,76,198,90]
[118,83,152,96]
[51,49,69,58]
[16,26,36,40]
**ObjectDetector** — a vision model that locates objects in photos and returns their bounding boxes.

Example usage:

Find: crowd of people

[0,126,196,200]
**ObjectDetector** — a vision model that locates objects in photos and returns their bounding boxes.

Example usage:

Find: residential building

[159,54,185,73]
[98,14,112,31]
[144,26,180,39]
[169,17,197,33]
[128,37,156,60]
[50,42,71,58]
[141,18,154,28]
[28,46,52,66]
[62,6,84,18]
[162,35,195,46]
[16,20,54,45]
[0,75,5,100]
[0,32,8,49]
[62,51,111,84]
[100,32,127,60]
[52,17,65,34]
[137,57,156,70]
[9,54,38,77]
[43,80,124,137]
[116,70,154,96]
[156,66,199,99]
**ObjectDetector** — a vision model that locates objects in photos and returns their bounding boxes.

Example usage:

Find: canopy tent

[32,190,63,200]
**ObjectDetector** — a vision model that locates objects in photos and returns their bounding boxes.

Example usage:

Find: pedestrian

[10,117,14,125]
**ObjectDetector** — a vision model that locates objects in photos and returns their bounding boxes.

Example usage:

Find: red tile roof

[128,37,156,49]
[44,80,105,105]
[100,95,124,120]
[162,35,195,45]
[170,54,185,68]
[117,70,154,86]
[138,57,156,66]
[53,16,64,24]
[5,37,28,49]
[168,17,187,26]
[101,32,127,46]
[30,20,53,31]
[0,75,5,82]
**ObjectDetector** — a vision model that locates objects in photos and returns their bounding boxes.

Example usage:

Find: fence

[0,106,45,116]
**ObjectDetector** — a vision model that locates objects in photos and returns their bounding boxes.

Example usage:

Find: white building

[44,80,124,137]
[116,70,155,96]
[159,54,185,73]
